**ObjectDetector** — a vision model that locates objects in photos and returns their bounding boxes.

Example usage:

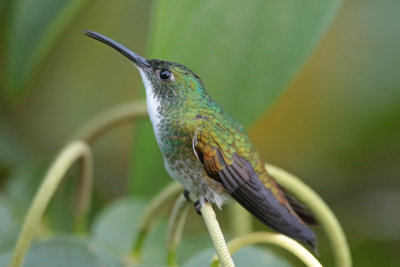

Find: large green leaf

[131,0,341,195]
[3,0,89,98]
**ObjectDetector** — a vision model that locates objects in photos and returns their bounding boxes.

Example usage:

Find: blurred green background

[0,0,399,266]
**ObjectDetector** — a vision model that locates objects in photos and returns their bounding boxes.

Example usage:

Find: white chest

[138,68,162,144]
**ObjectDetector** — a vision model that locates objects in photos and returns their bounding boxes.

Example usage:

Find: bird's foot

[183,191,207,215]
[183,189,192,202]
[194,200,202,215]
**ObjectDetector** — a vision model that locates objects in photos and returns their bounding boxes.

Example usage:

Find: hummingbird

[85,31,317,249]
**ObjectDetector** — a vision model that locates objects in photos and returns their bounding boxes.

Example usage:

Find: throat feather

[138,68,161,142]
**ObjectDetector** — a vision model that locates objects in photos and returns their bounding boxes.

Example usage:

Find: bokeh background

[0,0,399,266]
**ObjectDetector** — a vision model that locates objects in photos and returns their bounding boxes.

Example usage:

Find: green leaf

[0,250,13,267]
[177,235,214,264]
[232,246,292,267]
[149,0,341,124]
[141,220,169,265]
[91,197,147,255]
[25,238,101,267]
[0,196,20,253]
[182,248,214,267]
[0,236,115,267]
[183,246,292,267]
[0,234,171,267]
[3,0,89,98]
[91,196,175,265]
[4,162,45,211]
[131,0,341,195]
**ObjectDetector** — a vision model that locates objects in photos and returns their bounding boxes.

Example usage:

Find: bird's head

[85,31,207,105]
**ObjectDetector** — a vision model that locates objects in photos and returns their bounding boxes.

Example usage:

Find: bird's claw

[182,190,206,215]
[183,190,192,202]
[194,200,202,215]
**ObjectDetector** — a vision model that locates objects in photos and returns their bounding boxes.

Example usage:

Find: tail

[282,188,318,226]
[230,172,317,249]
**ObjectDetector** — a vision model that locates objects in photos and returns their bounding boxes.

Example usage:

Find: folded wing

[193,121,316,248]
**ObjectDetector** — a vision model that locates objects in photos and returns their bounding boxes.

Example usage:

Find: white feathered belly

[164,158,228,209]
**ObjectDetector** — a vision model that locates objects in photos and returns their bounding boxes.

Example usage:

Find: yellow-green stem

[71,101,147,230]
[73,154,94,233]
[10,141,93,267]
[266,164,352,267]
[211,232,321,267]
[131,182,183,261]
[166,194,190,266]
[201,202,235,267]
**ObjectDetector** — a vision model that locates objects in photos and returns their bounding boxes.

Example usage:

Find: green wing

[193,118,317,248]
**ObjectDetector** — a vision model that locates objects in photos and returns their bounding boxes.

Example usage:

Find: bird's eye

[159,69,172,81]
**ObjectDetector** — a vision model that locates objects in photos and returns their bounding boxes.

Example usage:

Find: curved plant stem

[210,232,321,267]
[73,148,94,234]
[131,182,183,261]
[10,141,93,267]
[201,202,235,267]
[266,164,352,267]
[73,100,148,144]
[166,194,190,266]
[72,101,147,229]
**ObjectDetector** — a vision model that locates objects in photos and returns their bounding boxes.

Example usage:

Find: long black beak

[84,30,150,68]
